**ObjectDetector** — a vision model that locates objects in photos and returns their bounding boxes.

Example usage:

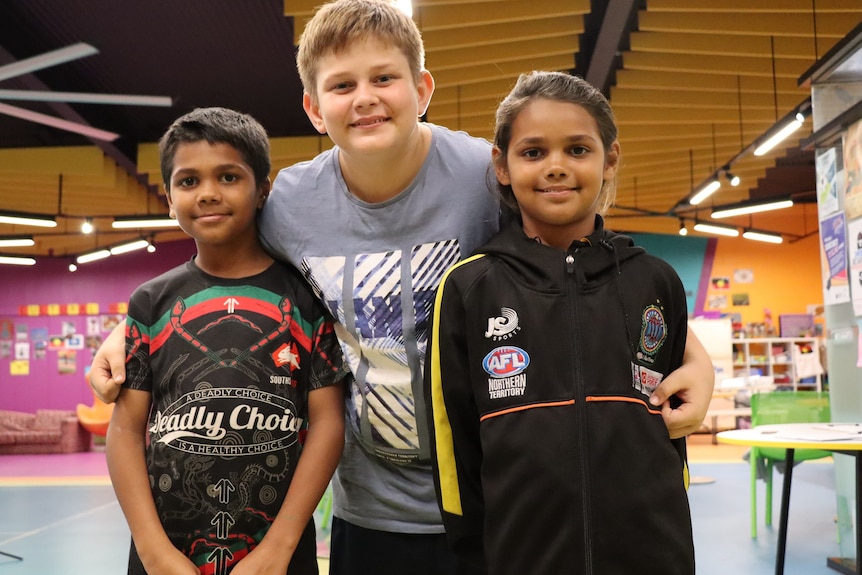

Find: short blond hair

[297,0,425,100]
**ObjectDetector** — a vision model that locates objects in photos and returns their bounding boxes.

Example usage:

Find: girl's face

[495,98,620,249]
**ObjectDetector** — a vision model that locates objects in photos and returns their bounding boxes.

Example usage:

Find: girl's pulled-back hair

[296,0,425,100]
[493,71,620,217]
[158,107,271,190]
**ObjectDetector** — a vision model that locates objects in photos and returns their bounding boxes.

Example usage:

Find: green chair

[749,390,831,538]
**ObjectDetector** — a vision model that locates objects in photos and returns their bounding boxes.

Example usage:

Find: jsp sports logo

[484,307,521,340]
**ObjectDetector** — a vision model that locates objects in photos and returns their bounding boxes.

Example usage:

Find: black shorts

[329,516,456,575]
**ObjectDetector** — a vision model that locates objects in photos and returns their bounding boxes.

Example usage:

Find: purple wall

[0,239,195,413]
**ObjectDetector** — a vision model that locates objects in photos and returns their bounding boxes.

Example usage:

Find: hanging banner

[816,147,840,218]
[844,118,862,220]
[848,217,862,316]
[820,211,850,305]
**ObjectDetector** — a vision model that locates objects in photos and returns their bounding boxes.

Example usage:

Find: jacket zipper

[566,250,593,573]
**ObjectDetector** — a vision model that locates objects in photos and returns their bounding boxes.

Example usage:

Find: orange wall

[703,233,823,328]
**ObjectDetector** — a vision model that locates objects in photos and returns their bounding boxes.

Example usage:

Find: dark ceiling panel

[0,0,860,259]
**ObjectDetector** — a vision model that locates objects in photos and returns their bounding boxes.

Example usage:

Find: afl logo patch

[483,346,530,378]
[640,305,667,356]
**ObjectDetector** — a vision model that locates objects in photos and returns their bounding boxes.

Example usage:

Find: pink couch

[0,409,91,454]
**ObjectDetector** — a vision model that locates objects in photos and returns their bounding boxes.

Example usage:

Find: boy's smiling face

[303,37,433,159]
[165,141,268,253]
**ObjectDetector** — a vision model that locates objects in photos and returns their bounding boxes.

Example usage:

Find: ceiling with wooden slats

[0,0,860,261]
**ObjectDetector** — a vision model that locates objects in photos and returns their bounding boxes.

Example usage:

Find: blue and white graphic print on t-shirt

[303,238,461,464]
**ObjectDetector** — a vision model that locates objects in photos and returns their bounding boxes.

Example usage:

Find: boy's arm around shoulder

[89,321,127,403]
[106,388,200,575]
[233,382,345,575]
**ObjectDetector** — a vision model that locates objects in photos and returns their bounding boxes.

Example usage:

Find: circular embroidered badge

[640,305,667,355]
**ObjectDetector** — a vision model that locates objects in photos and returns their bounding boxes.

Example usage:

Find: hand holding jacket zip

[649,325,716,439]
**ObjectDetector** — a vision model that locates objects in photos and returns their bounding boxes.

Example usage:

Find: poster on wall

[0,319,12,339]
[65,334,84,350]
[733,268,754,284]
[707,294,727,310]
[731,293,750,306]
[14,341,29,360]
[817,147,840,218]
[101,314,123,332]
[10,360,29,375]
[848,217,862,316]
[31,327,48,359]
[57,349,76,374]
[820,211,851,305]
[844,119,862,220]
[711,277,730,290]
[85,335,102,360]
[61,320,76,337]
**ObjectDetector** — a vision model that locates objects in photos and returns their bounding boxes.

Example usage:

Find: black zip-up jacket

[425,216,695,575]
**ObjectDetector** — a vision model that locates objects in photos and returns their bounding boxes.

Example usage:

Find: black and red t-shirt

[124,258,345,574]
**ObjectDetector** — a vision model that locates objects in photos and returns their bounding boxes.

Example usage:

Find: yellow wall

[705,233,823,328]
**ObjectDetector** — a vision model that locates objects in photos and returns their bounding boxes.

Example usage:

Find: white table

[718,424,862,575]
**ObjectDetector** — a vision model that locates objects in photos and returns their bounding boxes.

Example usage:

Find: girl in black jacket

[426,71,696,575]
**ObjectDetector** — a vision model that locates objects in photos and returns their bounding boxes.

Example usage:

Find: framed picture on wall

[732,293,750,306]
[66,334,84,350]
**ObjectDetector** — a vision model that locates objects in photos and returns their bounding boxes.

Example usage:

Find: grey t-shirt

[259,124,499,533]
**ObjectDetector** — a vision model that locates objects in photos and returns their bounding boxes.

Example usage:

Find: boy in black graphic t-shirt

[106,107,346,575]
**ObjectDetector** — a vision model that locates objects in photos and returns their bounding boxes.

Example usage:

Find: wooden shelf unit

[731,337,823,392]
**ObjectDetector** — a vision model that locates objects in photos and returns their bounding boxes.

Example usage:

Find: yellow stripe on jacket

[429,253,485,516]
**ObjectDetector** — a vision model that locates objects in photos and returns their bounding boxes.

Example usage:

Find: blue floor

[689,460,842,574]
[0,483,128,573]
[0,461,847,574]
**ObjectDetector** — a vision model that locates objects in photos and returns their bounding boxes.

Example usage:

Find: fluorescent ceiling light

[693,223,739,237]
[0,213,57,228]
[753,117,803,156]
[689,179,721,206]
[110,239,150,255]
[0,102,119,141]
[76,249,111,264]
[711,199,794,219]
[0,236,35,247]
[743,230,783,244]
[0,89,171,107]
[0,43,98,82]
[112,217,180,229]
[0,256,36,266]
